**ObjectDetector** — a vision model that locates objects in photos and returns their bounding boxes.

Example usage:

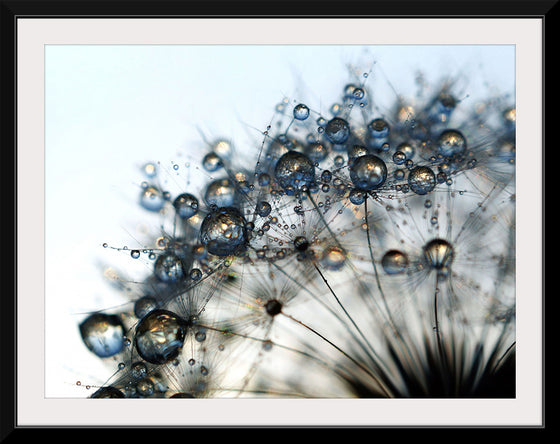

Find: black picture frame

[2,0,553,437]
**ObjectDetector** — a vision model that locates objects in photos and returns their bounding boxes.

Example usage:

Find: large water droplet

[79,313,125,358]
[293,103,310,120]
[140,185,165,212]
[324,118,350,144]
[134,309,188,365]
[173,193,199,219]
[437,129,467,158]
[199,207,249,256]
[321,246,347,271]
[349,154,387,191]
[274,151,315,192]
[154,252,185,283]
[408,166,436,195]
[423,238,454,270]
[381,250,409,274]
[204,178,237,208]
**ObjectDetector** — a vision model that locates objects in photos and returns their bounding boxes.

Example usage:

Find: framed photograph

[4,0,550,434]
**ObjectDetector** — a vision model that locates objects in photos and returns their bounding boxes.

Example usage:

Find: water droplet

[173,193,199,219]
[154,252,185,283]
[397,142,415,160]
[437,129,467,158]
[324,118,350,144]
[392,151,406,165]
[381,250,409,274]
[213,140,233,160]
[349,154,387,191]
[293,103,310,120]
[190,268,202,281]
[136,377,155,397]
[130,250,140,259]
[353,87,365,100]
[134,309,188,365]
[348,188,366,205]
[140,185,165,212]
[143,163,157,178]
[258,173,271,186]
[423,238,454,270]
[131,361,148,379]
[79,313,125,358]
[199,207,249,257]
[408,166,436,195]
[204,178,236,208]
[368,118,390,138]
[393,169,405,181]
[436,93,456,116]
[321,246,347,271]
[274,151,315,192]
[293,236,310,252]
[195,330,207,342]
[255,201,272,217]
[321,170,332,183]
[202,152,223,172]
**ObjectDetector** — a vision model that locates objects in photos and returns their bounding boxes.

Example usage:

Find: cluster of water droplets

[77,62,516,399]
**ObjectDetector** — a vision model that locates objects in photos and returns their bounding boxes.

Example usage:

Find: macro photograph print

[43,42,519,405]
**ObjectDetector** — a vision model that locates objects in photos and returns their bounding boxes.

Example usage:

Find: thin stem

[281,311,394,398]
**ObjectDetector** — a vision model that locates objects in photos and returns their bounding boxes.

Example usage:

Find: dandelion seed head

[74,49,516,401]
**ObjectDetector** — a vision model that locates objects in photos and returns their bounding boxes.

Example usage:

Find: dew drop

[199,207,249,257]
[202,152,223,172]
[423,238,454,270]
[140,185,165,212]
[173,193,199,219]
[274,151,316,192]
[437,129,467,158]
[321,246,347,271]
[255,201,272,217]
[349,154,387,191]
[79,313,125,358]
[134,309,188,365]
[293,103,310,120]
[408,166,436,195]
[381,250,409,275]
[154,252,185,283]
[190,268,202,281]
[324,118,350,144]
